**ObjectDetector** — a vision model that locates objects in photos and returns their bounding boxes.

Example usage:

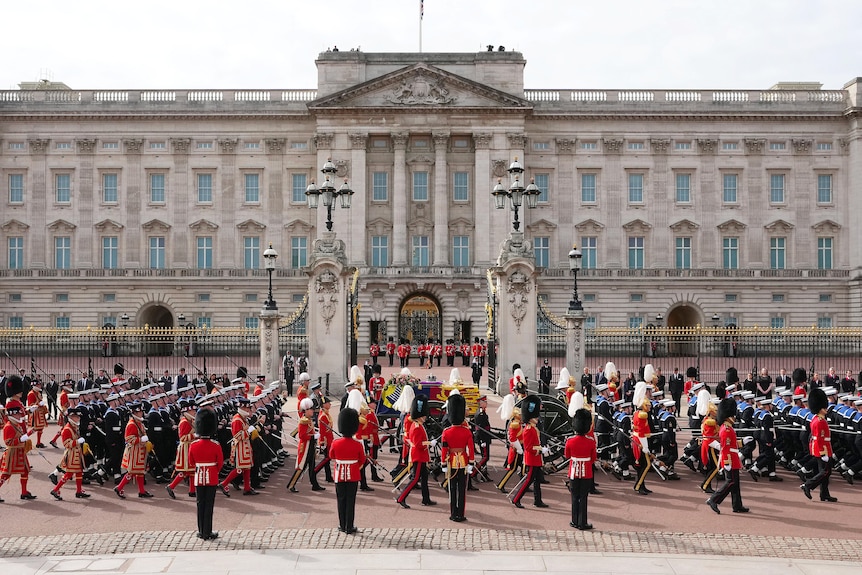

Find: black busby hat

[573,408,592,436]
[717,397,737,425]
[807,387,828,414]
[447,393,466,426]
[725,367,739,385]
[410,394,430,420]
[522,394,542,421]
[338,407,360,438]
[792,368,807,385]
[686,367,698,378]
[114,363,125,376]
[236,366,248,379]
[194,407,218,438]
[5,374,24,398]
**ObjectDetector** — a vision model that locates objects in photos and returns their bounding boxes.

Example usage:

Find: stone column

[76,138,96,268]
[433,132,450,266]
[123,139,143,266]
[259,308,282,383]
[307,236,350,384]
[170,138,191,265]
[492,237,537,395]
[474,133,492,265]
[565,309,586,377]
[392,132,409,265]
[28,138,49,267]
[649,138,670,268]
[349,132,368,265]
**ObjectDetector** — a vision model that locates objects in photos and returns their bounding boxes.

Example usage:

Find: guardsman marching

[801,387,837,502]
[441,392,474,522]
[396,394,436,508]
[220,397,257,496]
[115,401,152,498]
[511,395,549,508]
[189,406,224,540]
[0,376,37,501]
[329,407,365,534]
[167,399,198,499]
[698,389,720,493]
[706,397,749,514]
[495,394,523,492]
[50,405,90,500]
[287,397,326,493]
[26,379,49,448]
[314,396,335,483]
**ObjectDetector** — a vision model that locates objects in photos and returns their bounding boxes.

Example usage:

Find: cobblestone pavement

[0,528,860,562]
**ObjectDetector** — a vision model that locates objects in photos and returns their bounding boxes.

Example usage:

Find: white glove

[248,425,256,433]
[77,437,86,445]
[467,464,474,475]
[141,435,149,443]
[430,438,438,448]
[40,400,48,407]
[742,436,754,445]
[513,440,523,454]
[480,442,487,449]
[821,455,830,462]
[28,405,38,412]
[20,434,29,442]
[442,466,448,475]
[723,464,731,472]
[709,440,720,450]
[314,433,320,440]
[541,446,550,456]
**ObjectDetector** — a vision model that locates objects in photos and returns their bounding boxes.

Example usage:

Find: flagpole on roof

[419,0,423,52]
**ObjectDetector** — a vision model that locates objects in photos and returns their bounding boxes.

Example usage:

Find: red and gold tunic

[317,410,334,450]
[59,423,84,473]
[27,390,48,431]
[358,412,380,446]
[229,414,253,470]
[329,436,366,482]
[369,376,385,402]
[174,417,195,473]
[441,422,474,469]
[0,418,31,475]
[631,406,651,461]
[565,434,597,480]
[407,420,430,463]
[522,423,543,467]
[295,415,315,468]
[718,422,741,469]
[700,415,719,465]
[56,390,70,426]
[121,419,148,475]
[506,418,523,466]
[809,414,832,458]
[189,438,224,486]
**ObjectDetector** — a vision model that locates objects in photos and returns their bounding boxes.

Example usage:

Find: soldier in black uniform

[471,395,492,484]
[103,393,125,483]
[539,360,552,395]
[668,368,684,413]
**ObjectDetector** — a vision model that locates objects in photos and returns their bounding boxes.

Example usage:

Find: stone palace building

[1,50,861,347]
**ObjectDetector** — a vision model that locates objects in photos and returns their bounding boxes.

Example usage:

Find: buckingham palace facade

[1,50,861,345]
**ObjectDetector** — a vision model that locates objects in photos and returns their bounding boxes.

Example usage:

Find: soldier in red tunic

[287,397,325,492]
[441,393,474,522]
[49,380,73,448]
[368,364,385,404]
[631,381,653,495]
[330,407,366,534]
[220,397,257,496]
[386,337,396,367]
[50,406,90,500]
[189,406,224,540]
[396,394,436,508]
[511,395,549,508]
[496,395,523,493]
[0,376,37,501]
[114,401,152,498]
[369,341,380,366]
[167,399,198,499]
[566,408,597,530]
[706,397,749,514]
[26,380,49,448]
[801,387,837,502]
[314,396,335,483]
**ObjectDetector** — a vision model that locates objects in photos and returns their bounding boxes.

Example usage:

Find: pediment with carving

[574,218,605,233]
[447,217,474,235]
[47,219,77,232]
[764,219,794,233]
[716,219,746,233]
[142,219,171,232]
[406,216,434,235]
[366,217,392,236]
[669,219,700,233]
[236,219,266,232]
[1,219,30,233]
[189,219,219,232]
[308,63,531,111]
[284,218,315,234]
[525,218,557,234]
[94,219,124,232]
[622,218,652,233]
[811,219,841,234]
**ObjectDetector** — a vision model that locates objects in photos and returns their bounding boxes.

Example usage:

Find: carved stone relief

[315,269,340,334]
[507,269,532,333]
[385,73,455,105]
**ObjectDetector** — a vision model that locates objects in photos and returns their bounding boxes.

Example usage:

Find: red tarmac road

[3,368,860,540]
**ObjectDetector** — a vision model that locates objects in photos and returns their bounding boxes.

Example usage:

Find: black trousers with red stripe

[448,468,467,519]
[512,464,544,505]
[397,461,430,504]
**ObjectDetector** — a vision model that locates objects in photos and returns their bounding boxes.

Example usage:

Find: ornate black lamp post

[263,243,278,311]
[492,157,540,231]
[305,158,354,232]
[567,245,583,312]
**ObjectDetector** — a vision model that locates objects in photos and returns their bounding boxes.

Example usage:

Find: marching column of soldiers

[2,358,861,532]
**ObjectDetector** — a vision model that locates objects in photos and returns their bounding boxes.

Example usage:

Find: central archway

[666,305,701,356]
[139,304,177,357]
[398,293,442,345]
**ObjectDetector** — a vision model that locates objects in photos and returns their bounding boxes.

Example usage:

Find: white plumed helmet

[696,389,712,417]
[568,391,585,417]
[497,394,515,420]
[604,362,617,381]
[392,384,415,414]
[556,367,572,390]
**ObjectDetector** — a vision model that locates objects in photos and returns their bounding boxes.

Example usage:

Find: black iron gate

[485,270,498,388]
[277,293,309,359]
[537,298,567,387]
[347,269,359,367]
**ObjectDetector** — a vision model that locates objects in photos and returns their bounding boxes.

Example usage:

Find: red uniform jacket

[296,415,315,467]
[329,437,366,483]
[370,344,380,358]
[718,422,741,469]
[230,414,253,470]
[174,417,194,472]
[59,423,84,473]
[27,390,48,431]
[189,438,224,486]
[809,414,832,458]
[631,407,651,460]
[700,416,718,465]
[564,435,596,480]
[506,419,523,466]
[121,419,148,475]
[0,418,31,475]
[522,423,543,467]
[441,423,474,469]
[386,342,396,356]
[359,411,380,446]
[407,421,430,463]
[318,410,334,450]
[369,376,385,402]
[445,344,455,357]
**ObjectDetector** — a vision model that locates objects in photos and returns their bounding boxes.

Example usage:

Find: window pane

[769,237,785,269]
[769,174,784,203]
[55,236,71,269]
[150,173,165,203]
[56,174,71,203]
[197,317,212,329]
[534,173,549,203]
[8,237,24,269]
[9,316,24,328]
[292,173,307,203]
[817,174,832,203]
[533,236,549,268]
[770,317,785,329]
[628,174,643,203]
[9,174,24,203]
[453,172,469,202]
[371,235,389,267]
[197,237,213,269]
[197,173,213,203]
[581,173,596,203]
[291,237,307,269]
[817,237,833,270]
[245,173,260,202]
[722,237,738,270]
[243,237,260,269]
[102,236,118,269]
[627,236,644,269]
[102,173,118,203]
[412,236,430,266]
[675,237,691,269]
[412,171,428,201]
[372,172,388,202]
[675,173,691,203]
[452,235,470,267]
[149,237,165,269]
[244,317,260,330]
[581,236,597,269]
[55,317,70,329]
[722,174,737,203]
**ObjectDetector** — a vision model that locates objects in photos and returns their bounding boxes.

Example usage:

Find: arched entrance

[398,293,442,345]
[139,304,177,357]
[666,305,701,356]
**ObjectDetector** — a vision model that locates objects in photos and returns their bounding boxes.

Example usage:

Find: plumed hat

[448,393,467,425]
[568,391,585,417]
[686,367,699,378]
[345,388,368,413]
[633,381,648,408]
[725,367,739,385]
[393,384,415,414]
[643,364,657,384]
[792,368,807,385]
[522,394,542,421]
[114,363,125,376]
[512,368,526,385]
[696,389,712,417]
[807,387,828,414]
[497,393,516,421]
[5,374,24,398]
[338,407,360,437]
[349,365,364,385]
[717,397,737,425]
[604,362,617,382]
[556,367,573,390]
[194,407,218,438]
[448,368,464,385]
[410,394,430,420]
[573,408,592,436]
[299,397,315,411]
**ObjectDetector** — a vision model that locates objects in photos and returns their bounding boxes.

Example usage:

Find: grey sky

[2,0,859,91]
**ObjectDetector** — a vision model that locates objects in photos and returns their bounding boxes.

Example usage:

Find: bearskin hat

[114,363,125,376]
[194,407,218,438]
[686,367,698,378]
[410,394,430,420]
[573,408,592,436]
[808,387,828,414]
[339,407,360,437]
[717,397,737,425]
[448,393,466,426]
[522,394,542,421]
[5,374,24,398]
[725,367,739,385]
[236,366,248,379]
[792,368,808,385]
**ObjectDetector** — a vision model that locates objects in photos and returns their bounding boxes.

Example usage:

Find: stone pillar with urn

[306,236,351,385]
